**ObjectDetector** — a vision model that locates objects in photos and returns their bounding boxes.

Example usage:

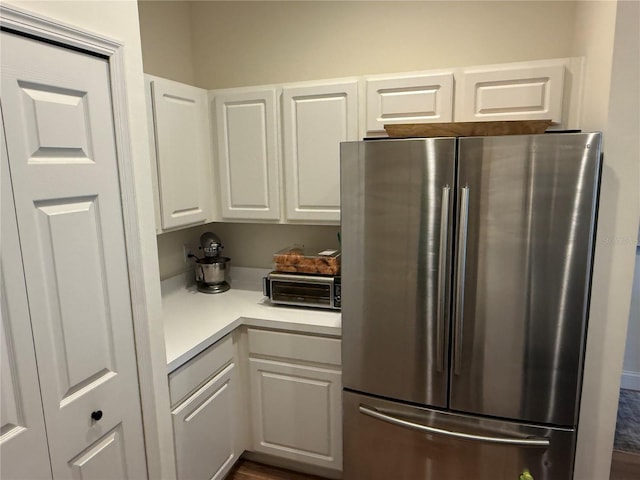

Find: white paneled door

[1,107,52,480]
[0,31,146,478]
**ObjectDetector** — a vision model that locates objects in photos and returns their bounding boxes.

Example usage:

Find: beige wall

[573,1,640,479]
[190,0,578,89]
[570,0,616,133]
[158,222,340,280]
[141,0,582,279]
[138,0,195,84]
[1,1,173,478]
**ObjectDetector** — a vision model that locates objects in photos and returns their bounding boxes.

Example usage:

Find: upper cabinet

[364,58,577,135]
[364,72,454,136]
[146,75,215,232]
[455,59,567,124]
[282,81,358,223]
[212,88,281,221]
[146,57,581,228]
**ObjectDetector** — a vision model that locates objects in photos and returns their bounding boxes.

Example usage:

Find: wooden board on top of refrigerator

[384,120,553,138]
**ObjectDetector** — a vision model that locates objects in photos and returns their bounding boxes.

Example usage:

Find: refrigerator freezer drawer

[344,390,576,480]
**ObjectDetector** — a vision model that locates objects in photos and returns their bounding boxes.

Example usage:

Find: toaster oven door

[268,274,334,308]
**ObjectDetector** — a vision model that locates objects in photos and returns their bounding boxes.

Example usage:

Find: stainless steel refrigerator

[340,133,602,480]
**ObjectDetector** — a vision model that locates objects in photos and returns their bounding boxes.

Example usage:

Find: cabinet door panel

[150,77,213,230]
[282,81,358,222]
[249,358,342,470]
[68,426,128,479]
[365,73,454,135]
[1,31,146,479]
[172,363,237,480]
[214,89,280,220]
[457,60,565,123]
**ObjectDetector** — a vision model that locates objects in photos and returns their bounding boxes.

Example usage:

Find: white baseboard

[621,370,640,391]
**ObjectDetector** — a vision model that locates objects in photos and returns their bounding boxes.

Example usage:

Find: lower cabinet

[169,335,241,480]
[247,329,343,472]
[168,328,343,478]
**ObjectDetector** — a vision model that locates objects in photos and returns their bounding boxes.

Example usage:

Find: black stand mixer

[189,232,231,294]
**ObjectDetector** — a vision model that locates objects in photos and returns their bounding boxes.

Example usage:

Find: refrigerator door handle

[453,185,470,375]
[436,185,451,373]
[359,405,550,447]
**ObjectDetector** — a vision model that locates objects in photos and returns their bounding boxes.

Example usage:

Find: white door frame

[0,5,170,479]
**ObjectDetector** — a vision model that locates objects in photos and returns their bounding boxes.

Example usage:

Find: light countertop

[162,268,342,372]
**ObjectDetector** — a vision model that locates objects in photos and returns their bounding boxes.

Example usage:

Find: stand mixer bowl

[195,257,230,285]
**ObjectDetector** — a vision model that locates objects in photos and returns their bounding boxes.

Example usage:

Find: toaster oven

[263,272,341,310]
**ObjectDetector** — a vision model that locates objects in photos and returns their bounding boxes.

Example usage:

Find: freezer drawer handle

[359,405,550,447]
[436,185,450,373]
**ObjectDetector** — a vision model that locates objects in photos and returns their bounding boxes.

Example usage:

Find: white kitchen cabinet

[146,75,215,231]
[282,80,358,223]
[247,329,342,471]
[364,72,454,136]
[455,58,566,124]
[170,335,241,480]
[212,88,281,221]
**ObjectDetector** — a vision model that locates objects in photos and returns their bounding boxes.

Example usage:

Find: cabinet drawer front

[169,335,233,407]
[248,329,341,366]
[172,364,237,480]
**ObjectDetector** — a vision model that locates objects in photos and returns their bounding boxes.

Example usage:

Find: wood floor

[227,452,640,480]
[610,451,640,480]
[224,460,329,480]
